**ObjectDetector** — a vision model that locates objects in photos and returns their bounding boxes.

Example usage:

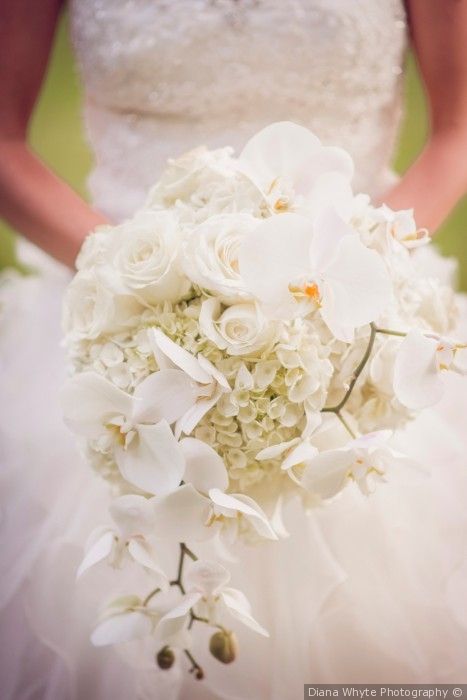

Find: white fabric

[2,1,467,698]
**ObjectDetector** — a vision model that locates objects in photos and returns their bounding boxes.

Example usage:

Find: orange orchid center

[304,283,321,301]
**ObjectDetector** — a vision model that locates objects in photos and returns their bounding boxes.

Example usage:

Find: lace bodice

[69,0,407,222]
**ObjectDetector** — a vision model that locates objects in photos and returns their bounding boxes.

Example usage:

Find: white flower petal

[61,372,132,438]
[180,437,229,493]
[301,449,354,499]
[77,530,114,578]
[220,587,269,636]
[199,298,228,349]
[149,328,211,384]
[185,559,231,596]
[304,172,354,220]
[209,489,277,540]
[175,385,225,437]
[309,208,354,271]
[282,441,318,470]
[127,539,167,582]
[256,439,299,461]
[132,369,197,425]
[91,611,152,647]
[196,354,231,390]
[109,494,155,537]
[393,330,443,409]
[116,421,185,496]
[238,213,311,312]
[238,121,321,188]
[320,235,391,340]
[151,484,212,542]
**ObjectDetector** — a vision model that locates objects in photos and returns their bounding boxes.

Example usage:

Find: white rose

[146,146,235,207]
[199,298,276,356]
[63,270,140,342]
[182,213,258,300]
[109,210,189,303]
[76,225,113,271]
[63,270,116,341]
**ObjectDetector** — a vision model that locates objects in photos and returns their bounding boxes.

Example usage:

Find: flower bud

[156,646,175,670]
[209,630,238,664]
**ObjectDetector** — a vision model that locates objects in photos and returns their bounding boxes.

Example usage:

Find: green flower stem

[184,649,205,680]
[374,327,407,338]
[334,410,356,439]
[322,322,377,416]
[143,587,162,606]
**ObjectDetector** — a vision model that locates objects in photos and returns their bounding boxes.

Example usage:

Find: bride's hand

[381,0,467,234]
[0,0,108,268]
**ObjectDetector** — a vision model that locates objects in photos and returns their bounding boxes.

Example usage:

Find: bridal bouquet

[62,122,466,679]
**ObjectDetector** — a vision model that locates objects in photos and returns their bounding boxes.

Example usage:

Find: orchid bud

[156,646,175,670]
[209,630,238,664]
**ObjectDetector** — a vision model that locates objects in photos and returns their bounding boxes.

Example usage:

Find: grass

[1,16,466,287]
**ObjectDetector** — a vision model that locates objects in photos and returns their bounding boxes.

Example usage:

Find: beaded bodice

[69,0,408,221]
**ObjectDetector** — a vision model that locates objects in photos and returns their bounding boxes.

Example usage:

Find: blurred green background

[0,15,466,287]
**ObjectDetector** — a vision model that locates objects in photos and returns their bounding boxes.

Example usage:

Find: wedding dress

[2,1,467,698]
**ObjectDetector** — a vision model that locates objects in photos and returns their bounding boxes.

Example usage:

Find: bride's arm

[0,0,107,268]
[383,0,467,232]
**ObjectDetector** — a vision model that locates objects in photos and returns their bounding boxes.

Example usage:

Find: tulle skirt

[1,242,467,700]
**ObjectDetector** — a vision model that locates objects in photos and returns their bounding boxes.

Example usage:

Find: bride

[1,1,467,698]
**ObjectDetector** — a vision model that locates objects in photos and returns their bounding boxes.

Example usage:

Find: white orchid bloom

[91,595,157,647]
[238,210,391,341]
[256,437,318,484]
[61,371,190,495]
[151,478,277,545]
[377,204,430,250]
[301,431,411,500]
[237,121,354,219]
[91,594,191,650]
[149,327,231,436]
[77,495,168,587]
[156,560,268,642]
[393,329,467,409]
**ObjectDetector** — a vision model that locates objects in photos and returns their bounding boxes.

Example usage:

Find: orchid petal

[127,539,167,584]
[238,121,321,189]
[151,484,212,542]
[184,560,231,596]
[132,369,198,425]
[196,353,231,390]
[238,213,311,312]
[256,438,299,461]
[149,328,211,384]
[308,208,354,271]
[282,441,318,470]
[220,587,269,636]
[320,235,391,340]
[77,530,114,578]
[116,421,184,496]
[91,611,152,647]
[301,449,354,499]
[209,489,277,540]
[109,494,155,538]
[393,330,443,409]
[61,372,132,438]
[180,438,229,493]
[304,171,354,220]
[175,385,225,437]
